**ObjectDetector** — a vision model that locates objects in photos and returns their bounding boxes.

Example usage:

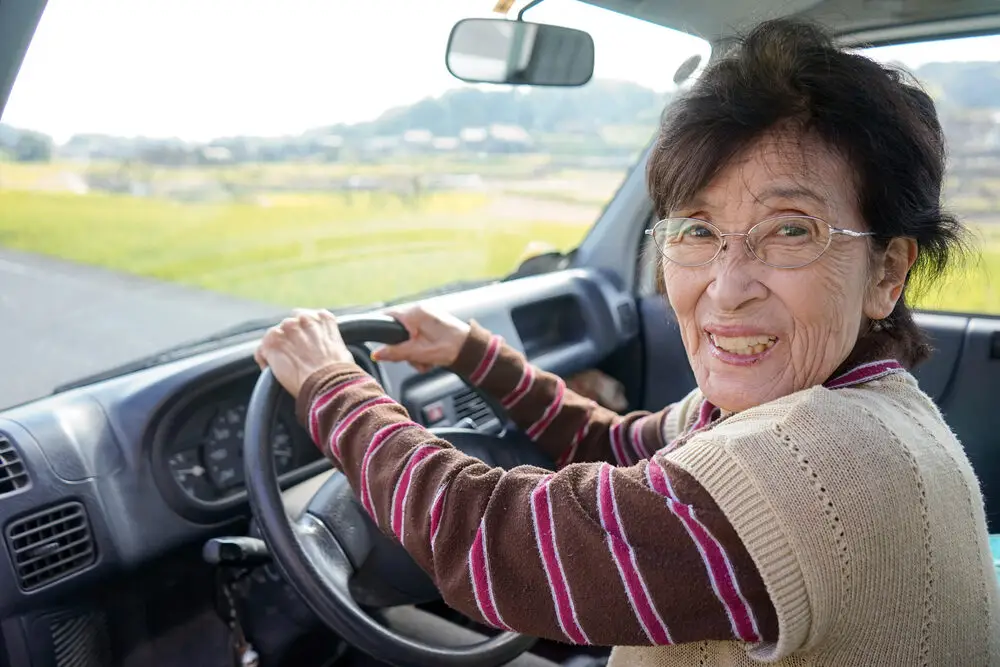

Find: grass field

[0,160,998,316]
[910,223,1000,315]
[0,155,567,188]
[0,188,590,307]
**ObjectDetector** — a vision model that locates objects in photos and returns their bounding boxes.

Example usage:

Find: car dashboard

[0,268,639,662]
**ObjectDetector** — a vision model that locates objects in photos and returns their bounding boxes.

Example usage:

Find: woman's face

[662,132,906,412]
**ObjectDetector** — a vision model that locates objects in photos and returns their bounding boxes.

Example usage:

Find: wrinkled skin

[370,304,472,373]
[254,308,355,397]
[661,131,917,413]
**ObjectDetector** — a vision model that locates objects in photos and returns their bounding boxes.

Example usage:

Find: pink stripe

[429,485,448,554]
[526,379,566,439]
[469,336,502,385]
[647,459,760,642]
[359,421,417,520]
[630,417,653,460]
[597,465,672,644]
[469,522,509,630]
[501,364,536,409]
[696,400,717,430]
[556,415,592,468]
[330,396,395,458]
[609,422,632,466]
[390,445,438,542]
[309,376,370,442]
[531,476,590,644]
[825,359,903,389]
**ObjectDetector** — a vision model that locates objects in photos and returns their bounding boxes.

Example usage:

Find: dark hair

[646,18,968,368]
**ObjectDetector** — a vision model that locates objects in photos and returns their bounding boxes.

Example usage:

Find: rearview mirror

[445,18,594,87]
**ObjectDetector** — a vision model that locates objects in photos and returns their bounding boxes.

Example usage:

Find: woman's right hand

[370,304,472,373]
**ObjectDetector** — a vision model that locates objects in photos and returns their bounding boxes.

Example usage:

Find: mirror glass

[446,18,594,86]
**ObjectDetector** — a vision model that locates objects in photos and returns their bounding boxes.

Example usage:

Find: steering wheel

[244,315,552,667]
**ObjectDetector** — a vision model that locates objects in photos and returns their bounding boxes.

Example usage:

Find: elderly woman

[255,18,1000,665]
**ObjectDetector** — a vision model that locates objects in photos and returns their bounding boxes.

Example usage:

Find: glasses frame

[644,215,876,269]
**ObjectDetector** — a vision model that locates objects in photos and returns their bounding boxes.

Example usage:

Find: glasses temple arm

[831,228,876,237]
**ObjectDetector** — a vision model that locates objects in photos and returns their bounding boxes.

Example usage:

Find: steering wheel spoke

[302,470,374,571]
[293,513,356,594]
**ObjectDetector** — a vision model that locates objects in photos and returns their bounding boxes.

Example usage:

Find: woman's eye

[777,224,808,237]
[683,225,715,238]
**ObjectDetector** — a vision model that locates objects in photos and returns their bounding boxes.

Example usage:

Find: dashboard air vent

[453,389,497,429]
[6,502,97,591]
[0,434,30,496]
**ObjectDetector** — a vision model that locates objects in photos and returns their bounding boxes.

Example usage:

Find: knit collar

[823,359,904,390]
[695,358,905,429]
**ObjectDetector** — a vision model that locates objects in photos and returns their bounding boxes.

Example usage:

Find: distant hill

[0,123,53,162]
[327,79,668,139]
[2,61,999,164]
[914,61,1000,110]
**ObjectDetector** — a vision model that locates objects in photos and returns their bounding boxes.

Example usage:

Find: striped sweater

[294,322,904,649]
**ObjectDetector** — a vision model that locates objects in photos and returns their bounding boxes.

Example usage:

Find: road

[0,249,285,410]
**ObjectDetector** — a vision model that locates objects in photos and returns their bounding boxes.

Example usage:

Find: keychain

[216,569,260,667]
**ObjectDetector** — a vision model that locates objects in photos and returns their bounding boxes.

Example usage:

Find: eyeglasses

[645,215,875,269]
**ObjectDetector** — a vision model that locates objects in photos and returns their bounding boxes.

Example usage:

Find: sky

[2,0,998,144]
[863,35,1000,68]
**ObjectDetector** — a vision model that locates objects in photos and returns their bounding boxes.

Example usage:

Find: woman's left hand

[254,309,355,399]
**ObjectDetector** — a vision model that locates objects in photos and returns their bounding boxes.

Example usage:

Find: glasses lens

[748,217,831,268]
[652,218,721,266]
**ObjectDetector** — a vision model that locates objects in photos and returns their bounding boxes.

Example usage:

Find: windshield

[0,0,709,409]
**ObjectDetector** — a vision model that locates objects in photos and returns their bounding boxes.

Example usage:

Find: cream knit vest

[610,372,1000,666]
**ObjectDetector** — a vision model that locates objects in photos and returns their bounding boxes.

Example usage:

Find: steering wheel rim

[244,314,538,667]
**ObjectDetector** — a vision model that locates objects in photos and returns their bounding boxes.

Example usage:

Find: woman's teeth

[710,334,777,355]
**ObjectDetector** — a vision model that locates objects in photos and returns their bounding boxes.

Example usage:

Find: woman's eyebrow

[673,196,710,212]
[677,186,826,212]
[755,185,826,205]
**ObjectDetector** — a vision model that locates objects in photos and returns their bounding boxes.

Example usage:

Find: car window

[864,34,1000,316]
[0,0,709,408]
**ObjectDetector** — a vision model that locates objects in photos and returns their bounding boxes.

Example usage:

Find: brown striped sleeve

[448,321,668,467]
[296,364,778,647]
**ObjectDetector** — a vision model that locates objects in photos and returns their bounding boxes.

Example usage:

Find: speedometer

[167,448,214,500]
[169,401,299,501]
[203,403,297,492]
[203,404,244,490]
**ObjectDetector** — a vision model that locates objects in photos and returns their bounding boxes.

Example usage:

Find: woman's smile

[705,329,779,365]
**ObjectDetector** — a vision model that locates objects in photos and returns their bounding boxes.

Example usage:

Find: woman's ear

[865,237,918,319]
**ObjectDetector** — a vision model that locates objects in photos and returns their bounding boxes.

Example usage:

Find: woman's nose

[707,239,768,310]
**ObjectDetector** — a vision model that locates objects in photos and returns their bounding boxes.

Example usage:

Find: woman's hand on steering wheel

[254,308,355,398]
[370,304,471,374]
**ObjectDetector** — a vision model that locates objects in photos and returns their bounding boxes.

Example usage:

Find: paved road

[0,249,285,410]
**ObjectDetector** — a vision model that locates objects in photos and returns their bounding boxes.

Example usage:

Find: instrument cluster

[165,399,306,502]
[151,368,324,515]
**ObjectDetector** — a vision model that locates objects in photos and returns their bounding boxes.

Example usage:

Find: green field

[0,188,590,307]
[908,223,1000,315]
[0,160,998,316]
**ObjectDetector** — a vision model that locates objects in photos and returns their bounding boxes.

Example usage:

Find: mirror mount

[516,0,546,21]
